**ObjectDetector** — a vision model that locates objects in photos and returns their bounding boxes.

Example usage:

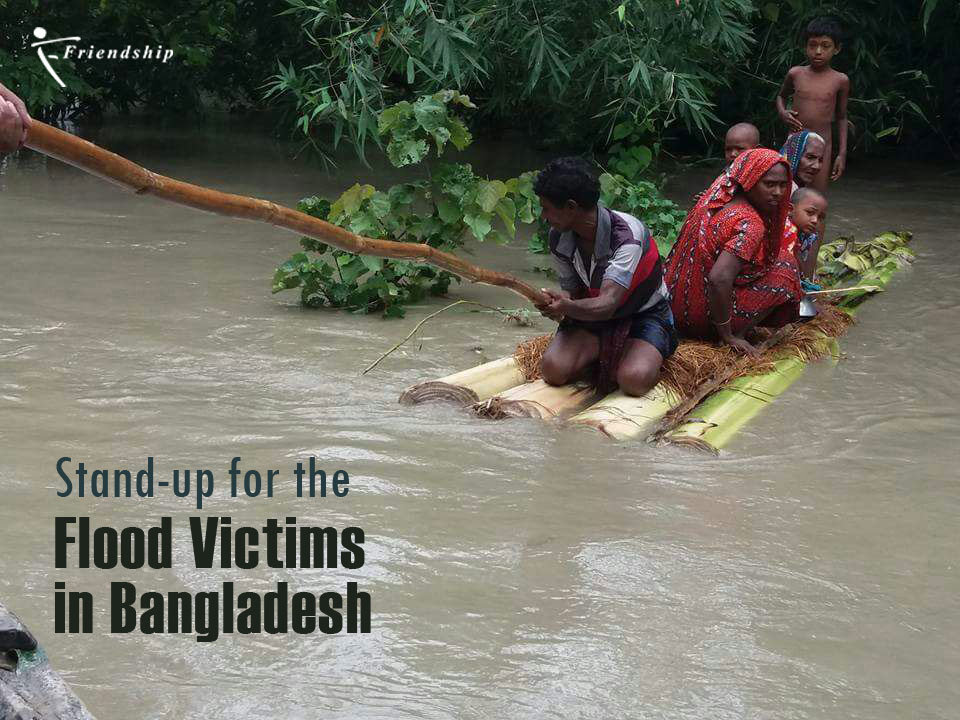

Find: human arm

[707,251,758,355]
[0,83,31,151]
[536,235,587,320]
[831,74,850,181]
[542,280,627,322]
[776,68,803,132]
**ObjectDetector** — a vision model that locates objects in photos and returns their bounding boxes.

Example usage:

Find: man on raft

[533,157,678,397]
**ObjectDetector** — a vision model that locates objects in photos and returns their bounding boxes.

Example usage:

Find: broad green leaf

[349,211,379,237]
[413,97,447,131]
[451,92,477,109]
[339,257,367,285]
[332,183,375,218]
[613,121,633,140]
[448,117,472,150]
[463,212,492,241]
[476,180,507,212]
[494,196,517,236]
[839,249,871,272]
[360,255,383,272]
[436,196,461,224]
[630,145,653,171]
[369,191,392,219]
[599,173,619,196]
[431,126,451,154]
[615,157,639,178]
[386,137,428,167]
[388,184,416,205]
[378,101,412,135]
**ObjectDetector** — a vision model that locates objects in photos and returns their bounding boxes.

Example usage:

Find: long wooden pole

[23,120,547,305]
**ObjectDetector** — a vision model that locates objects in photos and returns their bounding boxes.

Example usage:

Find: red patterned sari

[665,148,802,338]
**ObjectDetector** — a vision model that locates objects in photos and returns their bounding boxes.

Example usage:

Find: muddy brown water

[1,119,957,719]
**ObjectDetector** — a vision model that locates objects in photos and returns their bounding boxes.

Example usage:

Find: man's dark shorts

[558,298,679,360]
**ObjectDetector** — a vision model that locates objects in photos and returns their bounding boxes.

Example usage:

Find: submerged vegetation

[272,92,540,317]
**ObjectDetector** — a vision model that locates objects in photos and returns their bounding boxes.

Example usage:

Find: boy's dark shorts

[559,298,679,360]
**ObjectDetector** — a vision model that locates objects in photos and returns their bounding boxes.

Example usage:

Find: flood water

[1,118,957,719]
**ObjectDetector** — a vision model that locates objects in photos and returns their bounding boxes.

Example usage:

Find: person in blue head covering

[781,130,827,193]
[781,131,828,281]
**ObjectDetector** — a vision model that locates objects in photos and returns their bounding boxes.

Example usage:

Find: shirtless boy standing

[776,17,850,192]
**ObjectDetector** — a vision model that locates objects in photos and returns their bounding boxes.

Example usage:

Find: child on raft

[787,187,828,280]
[776,16,850,191]
[694,122,760,202]
[723,122,760,166]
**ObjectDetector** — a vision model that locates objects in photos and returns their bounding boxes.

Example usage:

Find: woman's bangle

[714,316,731,327]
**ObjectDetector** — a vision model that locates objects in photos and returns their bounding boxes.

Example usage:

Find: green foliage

[599,173,686,257]
[262,0,957,162]
[272,93,539,317]
[0,48,96,116]
[817,231,915,304]
[262,0,757,159]
[262,1,489,161]
[0,0,954,154]
[0,0,303,118]
[377,90,476,166]
[271,191,456,318]
[607,120,657,181]
[527,171,686,260]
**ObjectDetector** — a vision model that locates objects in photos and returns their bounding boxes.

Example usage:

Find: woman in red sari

[664,148,801,355]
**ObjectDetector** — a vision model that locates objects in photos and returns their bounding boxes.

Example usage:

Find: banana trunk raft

[400,232,914,453]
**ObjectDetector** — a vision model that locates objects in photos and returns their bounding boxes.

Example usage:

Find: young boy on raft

[776,16,850,191]
[723,122,760,166]
[693,122,760,202]
[787,187,828,280]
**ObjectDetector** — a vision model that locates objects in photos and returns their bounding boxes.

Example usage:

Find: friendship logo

[31,27,174,88]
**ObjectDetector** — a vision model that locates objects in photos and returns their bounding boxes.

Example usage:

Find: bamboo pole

[23,120,547,305]
[663,355,807,452]
[474,380,595,420]
[399,356,526,405]
[566,385,681,440]
[646,324,796,443]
